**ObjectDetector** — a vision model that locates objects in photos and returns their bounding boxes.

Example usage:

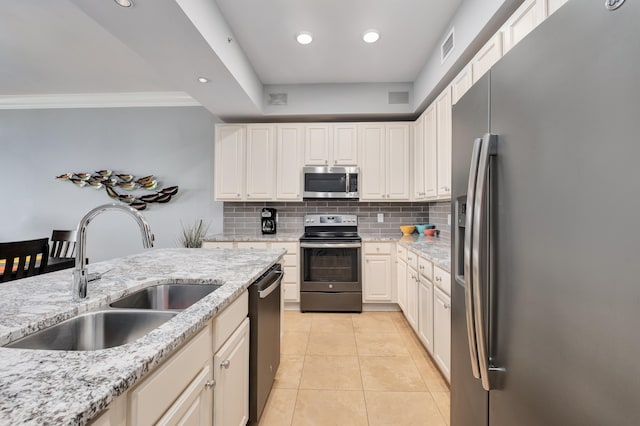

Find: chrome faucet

[72,203,154,301]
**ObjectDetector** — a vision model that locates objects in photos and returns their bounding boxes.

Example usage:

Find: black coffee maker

[261,208,277,234]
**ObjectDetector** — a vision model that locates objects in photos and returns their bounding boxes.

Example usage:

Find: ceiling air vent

[388,91,409,105]
[267,93,288,106]
[441,27,455,63]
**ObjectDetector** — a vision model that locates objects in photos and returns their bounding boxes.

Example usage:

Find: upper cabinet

[413,105,437,201]
[304,123,358,166]
[546,0,568,16]
[501,0,547,54]
[359,123,410,201]
[276,124,304,200]
[435,88,452,199]
[245,125,276,201]
[215,125,245,201]
[471,32,503,84]
[451,63,473,106]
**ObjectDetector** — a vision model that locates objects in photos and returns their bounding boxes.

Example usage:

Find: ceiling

[0,0,467,119]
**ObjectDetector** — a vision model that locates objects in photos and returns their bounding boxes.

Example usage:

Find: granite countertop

[204,231,302,242]
[360,233,451,272]
[0,248,284,425]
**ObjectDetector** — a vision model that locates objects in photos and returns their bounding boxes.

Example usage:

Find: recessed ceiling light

[198,77,209,83]
[296,32,313,45]
[363,30,380,43]
[113,0,132,7]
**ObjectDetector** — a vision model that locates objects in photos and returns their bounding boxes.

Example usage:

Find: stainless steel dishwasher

[248,263,283,425]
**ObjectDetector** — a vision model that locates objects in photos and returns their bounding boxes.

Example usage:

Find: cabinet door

[406,267,419,331]
[246,125,275,200]
[396,259,407,313]
[423,104,438,199]
[332,124,358,165]
[363,254,393,302]
[214,125,245,201]
[418,276,434,354]
[413,114,426,201]
[276,124,303,200]
[304,124,331,165]
[435,88,452,199]
[502,0,546,54]
[214,318,250,426]
[451,63,473,105]
[358,123,386,200]
[433,287,451,382]
[472,32,503,84]
[546,0,568,16]
[386,124,411,200]
[157,363,213,426]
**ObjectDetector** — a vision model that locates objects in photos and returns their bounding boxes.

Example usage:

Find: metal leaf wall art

[56,170,179,210]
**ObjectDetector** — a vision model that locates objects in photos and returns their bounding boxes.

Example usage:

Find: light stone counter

[0,248,284,425]
[204,231,302,242]
[360,233,451,272]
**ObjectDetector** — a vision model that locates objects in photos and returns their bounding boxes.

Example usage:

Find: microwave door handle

[465,137,483,380]
[346,173,350,193]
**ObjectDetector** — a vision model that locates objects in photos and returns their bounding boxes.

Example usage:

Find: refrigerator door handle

[464,137,483,380]
[472,133,498,391]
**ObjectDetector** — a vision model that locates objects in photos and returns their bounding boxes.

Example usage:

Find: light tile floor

[259,311,450,426]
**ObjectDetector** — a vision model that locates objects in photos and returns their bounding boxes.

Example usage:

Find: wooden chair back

[0,238,49,283]
[50,230,77,258]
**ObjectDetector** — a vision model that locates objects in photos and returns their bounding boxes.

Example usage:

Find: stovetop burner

[300,214,360,242]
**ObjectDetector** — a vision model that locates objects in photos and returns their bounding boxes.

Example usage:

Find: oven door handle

[299,242,362,249]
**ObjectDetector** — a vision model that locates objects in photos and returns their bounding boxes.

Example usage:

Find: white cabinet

[157,363,213,426]
[413,105,438,201]
[546,0,568,16]
[276,124,303,200]
[406,265,419,331]
[363,242,394,303]
[502,0,547,54]
[359,123,410,201]
[214,125,245,201]
[433,286,451,382]
[304,124,358,166]
[245,125,275,201]
[396,251,407,313]
[214,318,250,426]
[412,114,426,201]
[435,88,452,199]
[451,63,473,105]
[418,275,434,354]
[271,242,300,304]
[472,32,503,84]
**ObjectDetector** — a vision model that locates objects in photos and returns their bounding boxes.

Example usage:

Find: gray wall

[0,106,223,262]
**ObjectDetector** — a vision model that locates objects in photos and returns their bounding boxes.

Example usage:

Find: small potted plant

[178,219,210,248]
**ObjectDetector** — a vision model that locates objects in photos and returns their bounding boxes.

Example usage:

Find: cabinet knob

[334,160,337,165]
[236,193,240,197]
[325,160,328,165]
[205,379,216,389]
[220,360,231,369]
[436,276,442,282]
[444,303,451,310]
[419,265,424,270]
[376,247,380,252]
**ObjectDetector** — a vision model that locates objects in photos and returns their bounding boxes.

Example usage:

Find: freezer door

[451,74,490,426]
[488,1,640,425]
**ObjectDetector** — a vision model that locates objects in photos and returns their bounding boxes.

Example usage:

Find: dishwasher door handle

[258,271,284,299]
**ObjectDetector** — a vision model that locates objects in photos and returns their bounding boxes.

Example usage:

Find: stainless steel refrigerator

[450,1,640,425]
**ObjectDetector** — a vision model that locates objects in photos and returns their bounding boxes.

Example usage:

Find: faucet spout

[72,203,154,301]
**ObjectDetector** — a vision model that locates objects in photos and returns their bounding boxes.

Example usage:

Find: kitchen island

[0,248,284,425]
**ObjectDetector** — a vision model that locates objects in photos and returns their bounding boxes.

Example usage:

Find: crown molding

[0,92,201,109]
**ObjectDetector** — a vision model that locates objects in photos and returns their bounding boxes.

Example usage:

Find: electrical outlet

[377,213,384,223]
[447,214,451,226]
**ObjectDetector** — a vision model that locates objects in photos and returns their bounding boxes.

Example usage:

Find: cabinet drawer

[282,265,298,284]
[280,253,297,267]
[396,245,407,261]
[283,283,299,302]
[236,242,268,250]
[418,257,433,281]
[212,291,248,352]
[128,325,212,425]
[434,266,451,296]
[405,250,419,271]
[271,242,298,254]
[156,362,212,426]
[364,242,392,255]
[202,241,235,249]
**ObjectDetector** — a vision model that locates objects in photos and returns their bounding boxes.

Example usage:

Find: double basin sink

[5,283,222,351]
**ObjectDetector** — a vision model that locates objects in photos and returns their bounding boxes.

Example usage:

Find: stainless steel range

[299,214,362,313]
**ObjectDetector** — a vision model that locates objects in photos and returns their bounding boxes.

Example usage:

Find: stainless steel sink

[5,310,177,351]
[109,283,222,311]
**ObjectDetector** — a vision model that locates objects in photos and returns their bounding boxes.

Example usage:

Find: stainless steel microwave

[302,166,359,199]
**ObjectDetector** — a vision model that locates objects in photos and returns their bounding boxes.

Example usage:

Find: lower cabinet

[406,265,419,331]
[417,275,434,354]
[362,242,394,303]
[157,363,213,426]
[213,318,250,426]
[433,286,451,382]
[396,258,407,313]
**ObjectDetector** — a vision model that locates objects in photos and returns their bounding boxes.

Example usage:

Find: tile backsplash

[223,200,451,240]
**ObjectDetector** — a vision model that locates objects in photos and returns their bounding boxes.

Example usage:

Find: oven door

[300,242,361,292]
